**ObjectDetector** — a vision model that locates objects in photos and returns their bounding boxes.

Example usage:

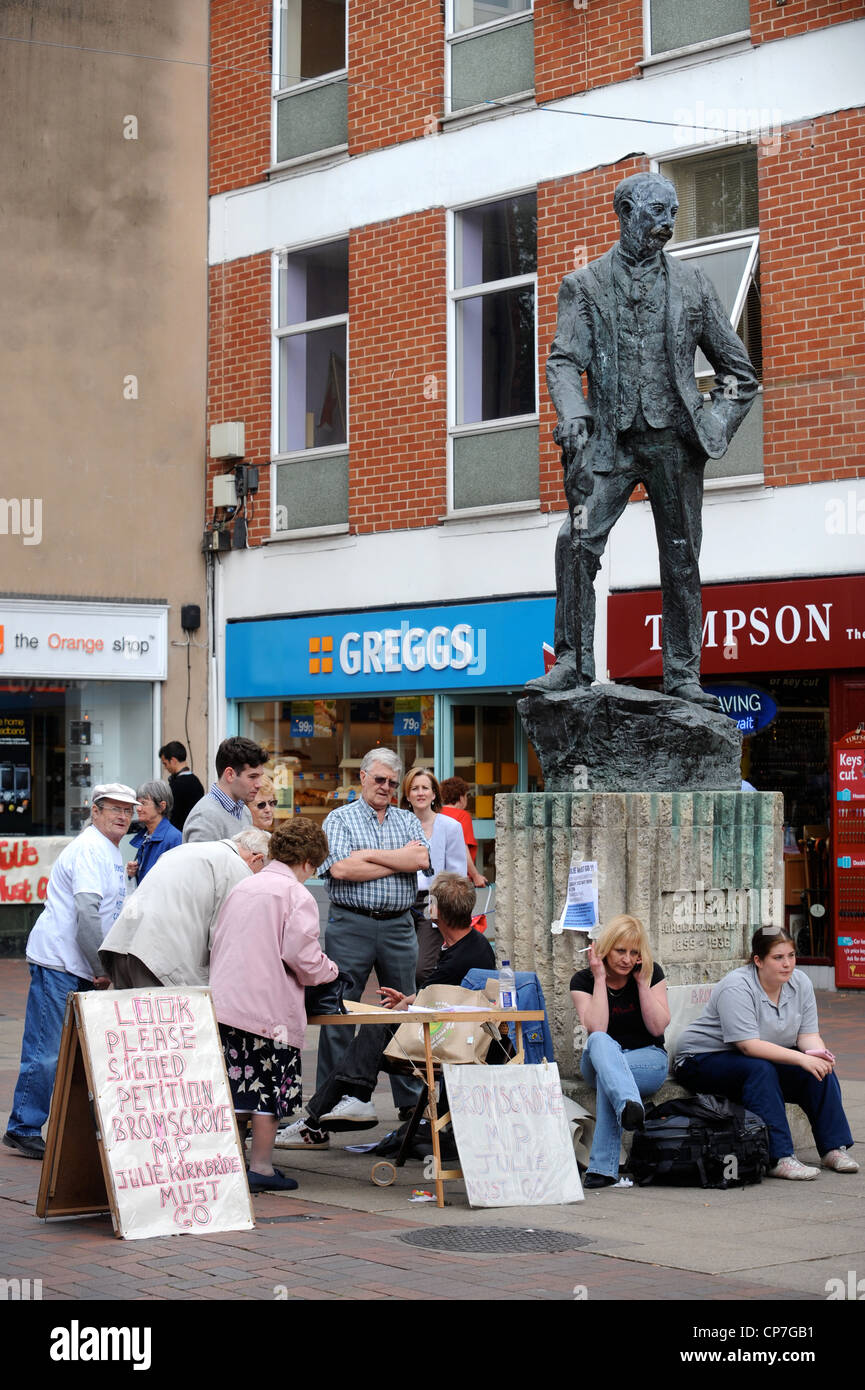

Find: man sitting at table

[276,873,495,1150]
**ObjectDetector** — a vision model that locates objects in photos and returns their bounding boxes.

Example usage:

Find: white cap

[92,782,139,807]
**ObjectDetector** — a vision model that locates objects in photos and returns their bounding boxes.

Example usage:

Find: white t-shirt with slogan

[27,825,127,981]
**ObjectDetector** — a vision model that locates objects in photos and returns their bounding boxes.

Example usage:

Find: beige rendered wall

[0,0,209,775]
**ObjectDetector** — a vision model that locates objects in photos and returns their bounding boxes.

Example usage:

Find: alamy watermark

[825,490,865,536]
[0,1276,42,1300]
[825,1270,865,1300]
[0,498,41,546]
[671,102,784,151]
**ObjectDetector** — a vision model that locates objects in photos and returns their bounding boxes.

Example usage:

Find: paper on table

[406,1003,492,1013]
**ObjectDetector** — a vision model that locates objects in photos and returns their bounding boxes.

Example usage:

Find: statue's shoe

[666,684,721,711]
[525,656,580,692]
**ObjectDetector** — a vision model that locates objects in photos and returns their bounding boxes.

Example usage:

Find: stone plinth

[518,683,742,791]
[494,790,784,1077]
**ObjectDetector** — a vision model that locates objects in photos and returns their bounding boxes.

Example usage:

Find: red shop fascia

[607,574,865,739]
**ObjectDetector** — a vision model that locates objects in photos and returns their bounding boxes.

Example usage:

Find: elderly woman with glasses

[127,779,182,886]
[251,774,278,832]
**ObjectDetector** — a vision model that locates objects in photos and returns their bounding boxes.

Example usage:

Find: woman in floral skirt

[210,817,337,1191]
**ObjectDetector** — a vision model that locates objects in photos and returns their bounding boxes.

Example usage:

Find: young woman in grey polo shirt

[675,928,857,1180]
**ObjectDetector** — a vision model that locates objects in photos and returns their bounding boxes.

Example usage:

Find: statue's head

[613,172,679,261]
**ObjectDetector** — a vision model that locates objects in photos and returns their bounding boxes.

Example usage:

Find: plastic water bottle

[498,960,516,1010]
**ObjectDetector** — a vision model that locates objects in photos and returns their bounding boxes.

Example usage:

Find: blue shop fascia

[225,595,555,872]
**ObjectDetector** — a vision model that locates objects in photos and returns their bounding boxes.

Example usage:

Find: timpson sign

[607,574,865,678]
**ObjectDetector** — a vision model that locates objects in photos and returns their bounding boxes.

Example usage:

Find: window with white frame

[273,240,349,533]
[646,0,750,58]
[447,0,534,117]
[274,0,347,164]
[450,192,538,510]
[662,147,762,478]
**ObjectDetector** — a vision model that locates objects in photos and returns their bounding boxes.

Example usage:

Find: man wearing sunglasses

[313,748,431,1121]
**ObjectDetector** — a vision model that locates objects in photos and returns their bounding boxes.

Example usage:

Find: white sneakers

[319,1095,378,1124]
[272,1095,378,1149]
[274,1117,330,1150]
[767,1156,820,1180]
[768,1149,859,1179]
[821,1148,860,1173]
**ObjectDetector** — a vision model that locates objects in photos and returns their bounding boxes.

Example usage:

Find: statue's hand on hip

[698,402,729,456]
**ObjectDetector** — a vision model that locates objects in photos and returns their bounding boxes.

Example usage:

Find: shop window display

[0,679,153,836]
[740,675,830,961]
[240,697,436,822]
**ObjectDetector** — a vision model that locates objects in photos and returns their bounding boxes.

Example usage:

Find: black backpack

[627,1093,770,1189]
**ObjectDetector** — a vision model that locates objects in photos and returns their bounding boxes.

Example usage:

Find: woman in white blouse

[401,766,472,987]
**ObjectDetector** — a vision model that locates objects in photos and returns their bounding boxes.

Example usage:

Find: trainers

[767,1155,819,1180]
[821,1148,859,1173]
[319,1094,378,1124]
[274,1117,329,1150]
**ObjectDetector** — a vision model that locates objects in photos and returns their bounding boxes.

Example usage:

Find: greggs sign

[608,574,865,678]
[226,597,555,698]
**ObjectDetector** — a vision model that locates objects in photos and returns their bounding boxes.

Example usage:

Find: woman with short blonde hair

[570,913,670,1189]
[250,773,277,832]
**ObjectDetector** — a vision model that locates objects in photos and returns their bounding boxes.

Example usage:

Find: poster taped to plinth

[443,1062,583,1207]
[557,860,599,931]
[76,988,254,1240]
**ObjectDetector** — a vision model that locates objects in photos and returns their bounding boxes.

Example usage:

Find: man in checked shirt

[312,748,431,1124]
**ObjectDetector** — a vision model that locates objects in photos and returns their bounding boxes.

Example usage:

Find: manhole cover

[398,1226,591,1254]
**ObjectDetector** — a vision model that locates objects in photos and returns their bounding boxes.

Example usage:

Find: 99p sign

[290,702,315,738]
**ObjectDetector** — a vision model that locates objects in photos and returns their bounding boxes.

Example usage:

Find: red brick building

[207,1,865,970]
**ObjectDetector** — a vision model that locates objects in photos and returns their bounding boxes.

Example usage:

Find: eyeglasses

[255,799,277,810]
[369,775,399,789]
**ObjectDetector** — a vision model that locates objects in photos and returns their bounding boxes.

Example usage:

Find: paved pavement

[1,958,862,1350]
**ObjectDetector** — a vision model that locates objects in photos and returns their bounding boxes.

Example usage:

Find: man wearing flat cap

[3,782,138,1159]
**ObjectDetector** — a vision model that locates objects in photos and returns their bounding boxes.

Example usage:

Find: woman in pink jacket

[210,818,337,1192]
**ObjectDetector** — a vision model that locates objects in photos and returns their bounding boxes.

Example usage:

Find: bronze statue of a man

[530,171,757,708]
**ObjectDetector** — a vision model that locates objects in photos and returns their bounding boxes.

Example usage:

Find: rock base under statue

[518,682,742,791]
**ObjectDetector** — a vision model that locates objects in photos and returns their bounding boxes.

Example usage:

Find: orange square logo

[308,635,333,675]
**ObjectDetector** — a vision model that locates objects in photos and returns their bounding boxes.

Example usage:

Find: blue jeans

[676,1052,854,1164]
[581,1033,668,1178]
[7,964,91,1137]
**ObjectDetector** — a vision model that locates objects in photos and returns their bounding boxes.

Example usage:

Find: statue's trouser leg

[639,429,706,691]
[553,517,573,662]
[575,461,640,683]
